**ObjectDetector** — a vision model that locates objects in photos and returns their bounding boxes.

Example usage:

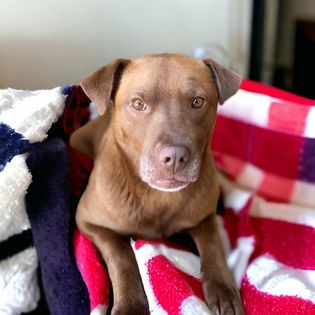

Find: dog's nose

[159,145,190,172]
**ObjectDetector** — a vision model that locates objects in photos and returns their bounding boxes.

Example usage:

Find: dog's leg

[81,223,148,315]
[189,214,244,315]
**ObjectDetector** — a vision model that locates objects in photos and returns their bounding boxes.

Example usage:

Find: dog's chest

[105,199,203,238]
[85,166,215,238]
[137,206,191,238]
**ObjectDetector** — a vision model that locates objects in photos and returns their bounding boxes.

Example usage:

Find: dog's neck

[86,128,218,238]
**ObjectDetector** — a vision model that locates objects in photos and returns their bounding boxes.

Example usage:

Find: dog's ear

[80,59,130,115]
[203,59,242,105]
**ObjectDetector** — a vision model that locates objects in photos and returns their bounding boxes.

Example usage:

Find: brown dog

[71,54,243,315]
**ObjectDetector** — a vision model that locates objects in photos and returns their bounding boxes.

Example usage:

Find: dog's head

[81,54,241,192]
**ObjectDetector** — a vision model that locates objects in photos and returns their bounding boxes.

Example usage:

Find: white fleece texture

[0,87,66,143]
[0,155,32,242]
[0,87,67,314]
[0,248,39,315]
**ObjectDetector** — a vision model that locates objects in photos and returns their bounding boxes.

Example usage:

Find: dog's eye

[191,97,205,109]
[131,98,146,111]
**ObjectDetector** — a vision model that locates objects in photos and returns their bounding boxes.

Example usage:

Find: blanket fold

[25,138,90,315]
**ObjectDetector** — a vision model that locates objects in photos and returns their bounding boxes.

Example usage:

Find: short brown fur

[71,53,243,314]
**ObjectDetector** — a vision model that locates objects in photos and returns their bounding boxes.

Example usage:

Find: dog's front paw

[203,280,244,315]
[111,298,149,315]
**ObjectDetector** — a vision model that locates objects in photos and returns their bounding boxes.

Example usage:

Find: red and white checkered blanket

[212,81,315,314]
[72,81,315,315]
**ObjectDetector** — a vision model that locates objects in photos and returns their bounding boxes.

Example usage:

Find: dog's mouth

[146,178,191,192]
[139,152,201,192]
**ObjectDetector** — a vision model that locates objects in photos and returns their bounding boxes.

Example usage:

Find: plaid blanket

[0,81,314,315]
[213,81,315,314]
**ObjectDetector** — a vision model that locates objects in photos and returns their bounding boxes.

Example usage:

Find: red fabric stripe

[62,85,91,137]
[73,229,110,311]
[222,209,240,248]
[223,209,315,269]
[251,125,302,179]
[147,255,203,315]
[250,217,315,270]
[268,101,311,136]
[212,116,304,179]
[212,116,251,161]
[241,276,315,315]
[257,173,295,203]
[241,80,315,105]
[213,152,246,180]
[222,199,254,248]
[214,152,298,204]
[68,146,94,198]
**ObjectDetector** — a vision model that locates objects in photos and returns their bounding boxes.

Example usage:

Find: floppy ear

[203,59,242,105]
[80,59,130,115]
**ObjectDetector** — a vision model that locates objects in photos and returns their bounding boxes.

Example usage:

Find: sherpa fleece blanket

[0,81,314,315]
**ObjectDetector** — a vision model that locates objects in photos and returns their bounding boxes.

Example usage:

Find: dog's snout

[158,145,190,172]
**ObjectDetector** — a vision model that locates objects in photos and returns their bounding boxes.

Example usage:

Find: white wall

[0,0,252,89]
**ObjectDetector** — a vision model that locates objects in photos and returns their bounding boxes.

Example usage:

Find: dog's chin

[145,179,191,192]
